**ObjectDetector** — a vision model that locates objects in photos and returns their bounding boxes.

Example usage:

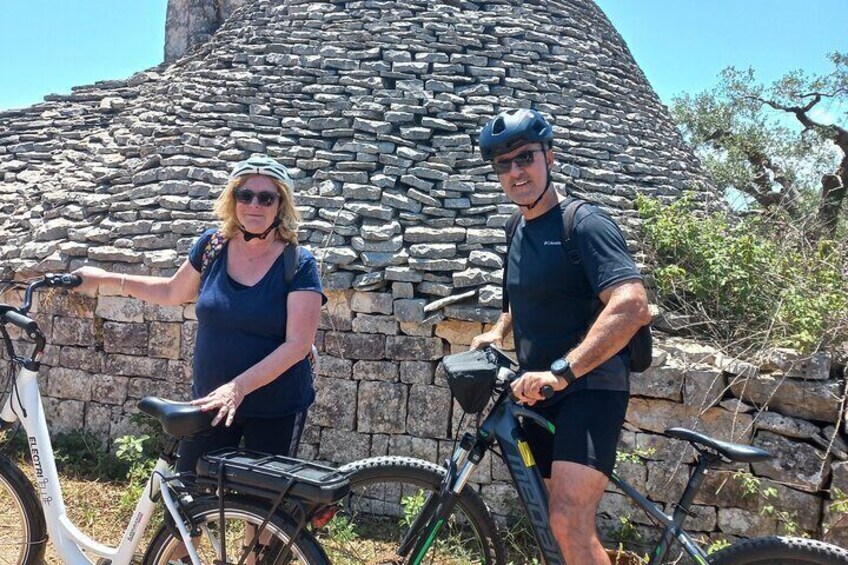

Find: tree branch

[745,94,848,143]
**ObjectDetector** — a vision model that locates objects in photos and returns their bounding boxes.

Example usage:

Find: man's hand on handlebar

[510,371,565,406]
[470,330,504,350]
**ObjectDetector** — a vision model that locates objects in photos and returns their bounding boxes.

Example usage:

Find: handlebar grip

[3,311,39,334]
[540,385,554,399]
[45,273,83,287]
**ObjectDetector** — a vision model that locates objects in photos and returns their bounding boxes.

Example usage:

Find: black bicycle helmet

[479,108,554,161]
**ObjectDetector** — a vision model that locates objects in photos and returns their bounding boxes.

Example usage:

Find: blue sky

[0,1,166,110]
[0,1,846,116]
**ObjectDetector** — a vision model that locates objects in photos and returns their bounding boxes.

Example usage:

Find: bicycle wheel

[708,536,848,564]
[315,456,505,565]
[143,497,329,565]
[0,454,47,565]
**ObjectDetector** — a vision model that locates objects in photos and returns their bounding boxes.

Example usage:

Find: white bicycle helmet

[229,156,294,188]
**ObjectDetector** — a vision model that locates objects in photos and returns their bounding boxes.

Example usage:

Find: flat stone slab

[730,374,843,423]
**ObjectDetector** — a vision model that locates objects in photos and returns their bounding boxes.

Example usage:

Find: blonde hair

[213,175,300,244]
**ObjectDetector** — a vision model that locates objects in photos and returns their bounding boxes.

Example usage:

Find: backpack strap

[200,230,227,276]
[283,241,299,285]
[560,197,587,265]
[282,241,317,371]
[505,210,522,247]
[501,210,523,313]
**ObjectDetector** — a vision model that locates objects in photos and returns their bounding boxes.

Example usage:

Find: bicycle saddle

[138,397,215,438]
[664,427,772,463]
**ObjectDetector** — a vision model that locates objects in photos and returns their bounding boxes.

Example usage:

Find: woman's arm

[193,290,324,426]
[73,259,201,305]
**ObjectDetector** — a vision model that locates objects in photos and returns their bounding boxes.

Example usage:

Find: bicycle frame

[443,393,712,565]
[1,364,203,565]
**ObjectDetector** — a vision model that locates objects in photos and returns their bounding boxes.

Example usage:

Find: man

[470,108,651,565]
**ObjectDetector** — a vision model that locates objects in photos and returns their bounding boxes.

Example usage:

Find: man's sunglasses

[234,188,279,207]
[492,149,544,174]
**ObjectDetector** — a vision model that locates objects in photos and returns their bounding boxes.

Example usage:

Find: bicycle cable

[449,411,467,459]
[0,360,22,453]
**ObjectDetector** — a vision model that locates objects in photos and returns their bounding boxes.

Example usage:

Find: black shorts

[521,389,628,478]
[176,410,308,474]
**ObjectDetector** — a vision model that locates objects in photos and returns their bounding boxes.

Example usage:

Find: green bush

[637,195,847,353]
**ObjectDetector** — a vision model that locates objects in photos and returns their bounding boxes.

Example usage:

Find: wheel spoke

[315,457,500,565]
[0,457,45,565]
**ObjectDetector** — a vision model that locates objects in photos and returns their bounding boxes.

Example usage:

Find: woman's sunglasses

[234,188,279,207]
[492,149,544,174]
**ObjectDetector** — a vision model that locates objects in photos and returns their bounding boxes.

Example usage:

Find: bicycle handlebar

[2,311,39,334]
[1,274,83,332]
[496,365,555,403]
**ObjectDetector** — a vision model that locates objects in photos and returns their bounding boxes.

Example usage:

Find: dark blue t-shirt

[504,200,642,397]
[188,229,326,418]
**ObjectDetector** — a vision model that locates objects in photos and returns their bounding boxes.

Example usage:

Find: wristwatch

[550,357,576,386]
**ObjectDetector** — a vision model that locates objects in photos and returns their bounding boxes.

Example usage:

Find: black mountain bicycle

[316,346,848,564]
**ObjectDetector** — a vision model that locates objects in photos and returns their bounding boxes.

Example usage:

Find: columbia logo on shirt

[544,241,562,246]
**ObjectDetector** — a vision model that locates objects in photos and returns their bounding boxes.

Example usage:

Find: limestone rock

[353,360,399,382]
[385,335,443,361]
[324,332,385,360]
[630,360,684,401]
[407,385,451,439]
[753,411,820,440]
[318,429,371,464]
[752,431,830,492]
[310,377,357,431]
[758,348,832,380]
[730,374,843,423]
[683,368,726,409]
[357,381,408,434]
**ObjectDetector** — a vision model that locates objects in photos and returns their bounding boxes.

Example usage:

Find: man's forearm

[567,297,650,378]
[492,311,512,338]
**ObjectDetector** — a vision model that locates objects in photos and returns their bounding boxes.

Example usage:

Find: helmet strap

[239,218,280,242]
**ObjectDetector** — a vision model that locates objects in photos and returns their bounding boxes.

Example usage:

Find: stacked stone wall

[2,281,847,546]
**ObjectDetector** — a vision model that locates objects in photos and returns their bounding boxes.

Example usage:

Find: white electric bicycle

[0,274,345,565]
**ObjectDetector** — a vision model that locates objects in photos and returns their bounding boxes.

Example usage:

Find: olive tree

[672,52,847,240]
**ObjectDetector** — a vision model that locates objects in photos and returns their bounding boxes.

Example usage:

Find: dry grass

[8,450,159,563]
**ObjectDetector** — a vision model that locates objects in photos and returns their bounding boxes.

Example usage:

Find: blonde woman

[74,156,325,473]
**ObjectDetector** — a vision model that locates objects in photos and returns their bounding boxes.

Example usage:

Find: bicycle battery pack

[196,449,350,505]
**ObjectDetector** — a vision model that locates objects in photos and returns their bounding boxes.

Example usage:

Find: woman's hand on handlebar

[70,266,109,296]
[510,371,564,406]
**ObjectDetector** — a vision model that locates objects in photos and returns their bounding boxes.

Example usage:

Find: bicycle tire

[708,536,848,564]
[0,453,47,565]
[315,455,505,565]
[143,496,330,565]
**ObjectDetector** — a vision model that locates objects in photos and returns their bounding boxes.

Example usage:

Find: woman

[74,156,325,472]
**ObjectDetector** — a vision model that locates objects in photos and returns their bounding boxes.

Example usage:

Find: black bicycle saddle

[138,397,215,438]
[665,427,772,463]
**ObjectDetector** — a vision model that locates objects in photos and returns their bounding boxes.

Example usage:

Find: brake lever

[487,345,518,369]
[500,367,555,403]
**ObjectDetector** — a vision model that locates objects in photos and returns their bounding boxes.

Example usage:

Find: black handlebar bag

[441,349,499,414]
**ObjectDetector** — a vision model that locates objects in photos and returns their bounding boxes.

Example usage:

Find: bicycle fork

[399,433,482,564]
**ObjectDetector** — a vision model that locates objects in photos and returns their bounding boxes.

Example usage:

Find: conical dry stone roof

[0,0,709,321]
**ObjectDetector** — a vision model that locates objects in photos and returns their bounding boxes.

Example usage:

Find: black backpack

[503,198,653,373]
